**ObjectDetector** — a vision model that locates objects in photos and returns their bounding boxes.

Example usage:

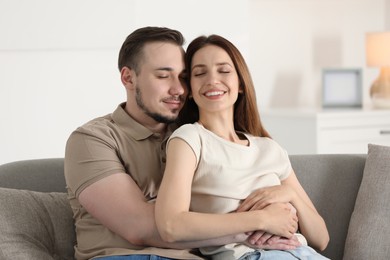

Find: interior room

[1,1,390,260]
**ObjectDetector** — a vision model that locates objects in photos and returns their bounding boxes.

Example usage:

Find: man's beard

[135,87,178,124]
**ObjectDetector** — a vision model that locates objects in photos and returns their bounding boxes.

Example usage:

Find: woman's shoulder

[170,123,203,141]
[172,123,200,134]
[169,123,203,160]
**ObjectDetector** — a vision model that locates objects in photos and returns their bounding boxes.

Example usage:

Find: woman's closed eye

[218,64,232,74]
[192,70,206,77]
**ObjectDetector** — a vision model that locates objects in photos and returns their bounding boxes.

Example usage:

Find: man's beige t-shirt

[65,103,202,260]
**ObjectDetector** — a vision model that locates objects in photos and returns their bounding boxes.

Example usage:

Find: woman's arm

[237,170,330,251]
[79,172,253,249]
[282,172,329,251]
[155,138,298,243]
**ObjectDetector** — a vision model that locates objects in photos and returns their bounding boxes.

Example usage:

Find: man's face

[133,42,187,124]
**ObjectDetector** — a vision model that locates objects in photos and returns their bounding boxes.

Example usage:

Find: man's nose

[169,77,186,96]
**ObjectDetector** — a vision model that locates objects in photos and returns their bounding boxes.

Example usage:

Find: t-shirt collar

[112,103,175,141]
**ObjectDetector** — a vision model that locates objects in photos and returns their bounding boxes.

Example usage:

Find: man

[64,26,250,260]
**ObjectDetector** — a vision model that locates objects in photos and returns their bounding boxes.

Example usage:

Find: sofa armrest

[0,158,75,259]
[0,187,75,260]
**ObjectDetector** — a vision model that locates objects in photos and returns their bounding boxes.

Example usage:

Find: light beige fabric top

[169,123,306,259]
[64,103,202,260]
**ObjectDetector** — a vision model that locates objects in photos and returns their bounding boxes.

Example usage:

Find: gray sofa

[0,154,375,259]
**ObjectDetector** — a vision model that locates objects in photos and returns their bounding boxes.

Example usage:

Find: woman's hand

[243,202,299,249]
[237,185,296,212]
[259,202,298,238]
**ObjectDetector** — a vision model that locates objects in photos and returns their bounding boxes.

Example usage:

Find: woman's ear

[120,66,136,90]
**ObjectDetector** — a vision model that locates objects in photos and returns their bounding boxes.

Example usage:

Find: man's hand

[246,204,298,248]
[237,186,300,250]
[244,232,301,250]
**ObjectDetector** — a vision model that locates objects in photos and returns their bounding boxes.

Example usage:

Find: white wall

[387,0,390,28]
[0,0,388,164]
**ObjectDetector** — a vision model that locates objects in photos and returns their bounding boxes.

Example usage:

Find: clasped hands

[236,185,301,250]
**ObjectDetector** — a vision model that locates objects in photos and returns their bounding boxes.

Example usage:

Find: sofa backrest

[0,158,66,192]
[290,154,366,260]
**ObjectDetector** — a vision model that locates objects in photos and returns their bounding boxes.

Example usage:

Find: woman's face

[190,44,240,114]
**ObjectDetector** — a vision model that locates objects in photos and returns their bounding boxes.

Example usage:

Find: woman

[155,35,329,259]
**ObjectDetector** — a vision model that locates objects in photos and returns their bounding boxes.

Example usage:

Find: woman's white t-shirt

[168,123,306,259]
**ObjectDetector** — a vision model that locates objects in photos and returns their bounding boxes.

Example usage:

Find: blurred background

[1,0,389,164]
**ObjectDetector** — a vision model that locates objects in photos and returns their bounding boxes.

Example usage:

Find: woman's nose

[205,72,219,86]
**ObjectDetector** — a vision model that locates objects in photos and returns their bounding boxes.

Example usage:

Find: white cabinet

[261,109,390,154]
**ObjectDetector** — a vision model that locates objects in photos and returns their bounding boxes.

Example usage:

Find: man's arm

[78,172,248,249]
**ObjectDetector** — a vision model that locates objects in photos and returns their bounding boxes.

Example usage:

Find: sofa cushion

[0,187,76,260]
[291,154,365,260]
[343,144,390,259]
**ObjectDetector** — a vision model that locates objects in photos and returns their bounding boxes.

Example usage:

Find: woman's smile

[203,90,226,98]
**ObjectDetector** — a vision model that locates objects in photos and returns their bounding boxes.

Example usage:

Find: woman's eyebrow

[191,64,206,70]
[216,62,233,67]
[192,62,232,69]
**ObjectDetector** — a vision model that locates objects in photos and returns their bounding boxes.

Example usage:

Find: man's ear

[120,66,136,90]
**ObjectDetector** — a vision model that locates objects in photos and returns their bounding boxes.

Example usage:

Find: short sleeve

[64,128,125,198]
[266,138,292,180]
[168,124,202,165]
